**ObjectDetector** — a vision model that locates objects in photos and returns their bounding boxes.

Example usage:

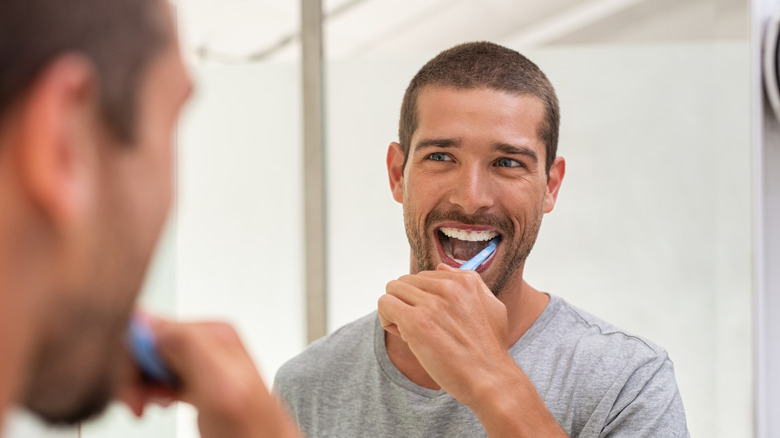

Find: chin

[22,311,127,426]
[24,373,114,426]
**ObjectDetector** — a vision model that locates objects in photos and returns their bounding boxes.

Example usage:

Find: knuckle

[377,293,392,308]
[439,278,458,293]
[464,270,482,286]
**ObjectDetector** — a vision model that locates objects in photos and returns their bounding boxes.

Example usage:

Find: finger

[116,376,148,417]
[116,357,177,417]
[403,267,473,282]
[377,293,409,337]
[436,264,494,297]
[385,279,427,306]
[395,270,473,297]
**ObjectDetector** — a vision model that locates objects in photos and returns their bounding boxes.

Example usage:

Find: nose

[448,164,494,214]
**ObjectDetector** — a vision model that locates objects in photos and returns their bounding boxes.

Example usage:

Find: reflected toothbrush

[459,236,501,270]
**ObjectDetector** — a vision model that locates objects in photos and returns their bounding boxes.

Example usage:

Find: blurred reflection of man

[0,1,299,437]
[275,41,690,437]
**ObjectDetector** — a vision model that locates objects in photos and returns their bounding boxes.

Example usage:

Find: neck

[501,279,550,346]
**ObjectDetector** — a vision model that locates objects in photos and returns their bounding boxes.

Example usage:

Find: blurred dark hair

[399,41,560,174]
[0,0,170,143]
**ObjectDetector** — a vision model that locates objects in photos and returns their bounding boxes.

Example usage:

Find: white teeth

[439,227,498,242]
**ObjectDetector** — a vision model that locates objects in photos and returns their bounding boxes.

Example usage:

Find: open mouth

[436,226,500,267]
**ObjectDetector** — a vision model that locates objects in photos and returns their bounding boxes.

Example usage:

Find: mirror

[6,1,746,437]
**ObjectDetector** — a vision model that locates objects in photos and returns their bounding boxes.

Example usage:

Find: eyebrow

[414,138,461,150]
[494,142,539,164]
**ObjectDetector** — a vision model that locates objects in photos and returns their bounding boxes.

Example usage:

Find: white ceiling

[172,0,747,62]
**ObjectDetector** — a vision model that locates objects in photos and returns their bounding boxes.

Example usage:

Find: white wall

[325,41,752,437]
[528,42,751,437]
[173,62,306,438]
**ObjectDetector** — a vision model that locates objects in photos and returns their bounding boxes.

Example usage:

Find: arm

[468,359,568,438]
[378,264,567,438]
[121,319,300,438]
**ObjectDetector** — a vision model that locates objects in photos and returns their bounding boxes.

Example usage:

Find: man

[0,0,298,436]
[274,42,689,437]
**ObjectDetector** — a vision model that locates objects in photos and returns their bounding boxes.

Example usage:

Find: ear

[543,156,565,213]
[16,54,100,225]
[386,142,405,204]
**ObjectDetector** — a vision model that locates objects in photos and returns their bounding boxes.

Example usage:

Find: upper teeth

[440,227,498,242]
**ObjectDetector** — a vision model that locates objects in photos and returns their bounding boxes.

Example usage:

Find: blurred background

[4,0,753,437]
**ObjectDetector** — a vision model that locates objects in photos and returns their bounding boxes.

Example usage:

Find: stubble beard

[403,203,544,297]
[22,305,125,425]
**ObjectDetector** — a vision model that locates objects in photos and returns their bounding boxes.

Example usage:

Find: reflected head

[398,41,560,174]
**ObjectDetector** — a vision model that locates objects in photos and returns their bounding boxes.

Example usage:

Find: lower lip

[434,233,498,272]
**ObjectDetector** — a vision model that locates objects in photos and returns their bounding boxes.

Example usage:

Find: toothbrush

[459,236,501,270]
[127,315,178,388]
[125,238,501,386]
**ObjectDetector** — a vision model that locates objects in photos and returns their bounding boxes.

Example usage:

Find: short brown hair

[399,41,560,173]
[0,0,170,143]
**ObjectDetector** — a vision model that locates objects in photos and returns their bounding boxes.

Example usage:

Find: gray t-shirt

[274,294,689,437]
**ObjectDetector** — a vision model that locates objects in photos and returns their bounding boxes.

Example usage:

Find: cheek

[401,188,430,229]
[155,151,174,213]
[127,142,174,252]
[403,174,440,212]
[146,125,175,222]
[149,153,174,236]
[501,185,546,222]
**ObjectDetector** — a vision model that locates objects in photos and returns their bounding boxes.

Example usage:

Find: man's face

[390,86,561,296]
[22,15,192,424]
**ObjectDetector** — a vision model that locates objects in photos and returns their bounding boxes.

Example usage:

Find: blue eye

[427,152,451,162]
[496,158,522,168]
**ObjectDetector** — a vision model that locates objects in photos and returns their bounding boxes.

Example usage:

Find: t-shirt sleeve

[599,353,690,438]
[272,359,305,420]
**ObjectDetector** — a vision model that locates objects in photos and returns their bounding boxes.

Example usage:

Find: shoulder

[274,311,377,389]
[543,295,668,364]
[521,295,681,402]
[525,296,688,435]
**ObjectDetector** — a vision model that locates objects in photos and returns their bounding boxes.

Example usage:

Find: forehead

[146,5,189,87]
[412,86,546,154]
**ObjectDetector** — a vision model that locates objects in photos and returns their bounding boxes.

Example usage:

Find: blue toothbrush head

[459,236,501,271]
